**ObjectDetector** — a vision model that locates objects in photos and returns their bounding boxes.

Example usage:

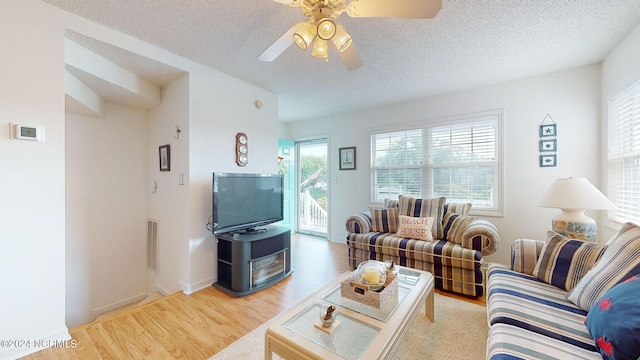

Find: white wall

[0,1,280,356]
[186,73,280,292]
[59,2,280,297]
[0,1,70,358]
[600,23,640,240]
[65,103,148,328]
[59,1,280,296]
[147,75,191,295]
[285,65,603,266]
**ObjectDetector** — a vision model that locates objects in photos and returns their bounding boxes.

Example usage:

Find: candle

[363,267,380,284]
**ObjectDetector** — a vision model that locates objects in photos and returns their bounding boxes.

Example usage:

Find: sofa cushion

[396,215,434,241]
[370,208,399,233]
[532,231,607,291]
[487,263,596,352]
[585,274,640,360]
[347,233,481,270]
[398,195,446,239]
[567,222,640,311]
[487,323,601,360]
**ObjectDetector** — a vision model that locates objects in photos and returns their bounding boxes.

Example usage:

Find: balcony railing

[300,189,327,233]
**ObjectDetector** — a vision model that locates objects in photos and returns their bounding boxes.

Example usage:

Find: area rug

[210,292,488,359]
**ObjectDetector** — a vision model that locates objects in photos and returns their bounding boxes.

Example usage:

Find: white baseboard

[155,284,172,296]
[180,277,215,295]
[0,327,71,360]
[91,292,148,317]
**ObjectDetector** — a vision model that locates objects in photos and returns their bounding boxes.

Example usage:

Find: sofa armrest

[345,212,372,234]
[510,238,545,275]
[461,219,500,256]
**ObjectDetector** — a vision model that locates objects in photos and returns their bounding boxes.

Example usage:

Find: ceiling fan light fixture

[332,24,352,52]
[317,18,337,40]
[311,37,329,58]
[293,22,316,49]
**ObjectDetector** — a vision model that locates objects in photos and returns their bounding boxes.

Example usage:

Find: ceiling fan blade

[346,0,442,19]
[338,43,363,71]
[258,23,305,62]
[272,0,301,6]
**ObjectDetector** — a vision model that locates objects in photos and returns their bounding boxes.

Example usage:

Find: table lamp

[536,177,615,241]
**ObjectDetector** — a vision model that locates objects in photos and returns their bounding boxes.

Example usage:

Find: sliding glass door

[296,138,328,237]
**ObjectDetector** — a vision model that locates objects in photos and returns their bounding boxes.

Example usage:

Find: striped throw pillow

[384,198,399,208]
[442,212,475,244]
[532,231,607,291]
[398,195,446,239]
[370,207,399,233]
[567,222,640,311]
[444,203,472,216]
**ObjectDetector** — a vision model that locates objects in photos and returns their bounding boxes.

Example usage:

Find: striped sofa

[487,223,640,359]
[345,195,499,297]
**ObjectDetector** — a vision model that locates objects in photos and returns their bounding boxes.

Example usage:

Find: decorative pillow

[442,212,475,244]
[532,231,607,291]
[511,238,545,276]
[567,222,640,311]
[398,195,446,239]
[384,198,399,208]
[396,215,434,241]
[443,203,472,216]
[370,208,399,233]
[585,274,640,360]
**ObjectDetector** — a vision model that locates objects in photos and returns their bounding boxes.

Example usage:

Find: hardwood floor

[21,234,484,359]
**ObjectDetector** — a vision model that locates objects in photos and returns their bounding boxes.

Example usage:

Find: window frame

[607,80,640,225]
[370,109,504,217]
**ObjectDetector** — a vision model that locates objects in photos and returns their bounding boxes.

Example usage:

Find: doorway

[296,138,328,236]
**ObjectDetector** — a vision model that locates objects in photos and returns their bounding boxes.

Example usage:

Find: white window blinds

[370,110,502,215]
[371,129,423,202]
[608,80,640,224]
[427,119,497,208]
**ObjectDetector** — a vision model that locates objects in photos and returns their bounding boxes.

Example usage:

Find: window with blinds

[371,129,423,201]
[428,119,498,209]
[370,110,502,215]
[608,80,640,224]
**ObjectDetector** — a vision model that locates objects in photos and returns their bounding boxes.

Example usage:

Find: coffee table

[264,266,434,360]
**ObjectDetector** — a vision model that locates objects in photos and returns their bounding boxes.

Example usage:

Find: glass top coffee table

[265,266,434,360]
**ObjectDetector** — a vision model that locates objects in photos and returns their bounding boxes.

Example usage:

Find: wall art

[339,147,356,170]
[539,114,557,167]
[159,144,170,171]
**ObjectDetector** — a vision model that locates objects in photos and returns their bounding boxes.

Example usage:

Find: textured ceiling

[43,0,640,121]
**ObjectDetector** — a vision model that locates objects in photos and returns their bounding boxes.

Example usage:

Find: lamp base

[551,210,597,242]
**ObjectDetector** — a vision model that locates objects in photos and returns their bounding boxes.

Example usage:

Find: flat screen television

[212,172,284,234]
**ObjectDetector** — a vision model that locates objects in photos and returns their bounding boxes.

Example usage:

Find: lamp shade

[332,24,352,52]
[311,38,329,58]
[537,177,615,241]
[536,177,615,211]
[293,22,316,50]
[317,18,336,40]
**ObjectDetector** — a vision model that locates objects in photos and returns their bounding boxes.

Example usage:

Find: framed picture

[159,144,171,171]
[539,124,557,137]
[539,139,557,152]
[540,154,557,167]
[339,147,356,170]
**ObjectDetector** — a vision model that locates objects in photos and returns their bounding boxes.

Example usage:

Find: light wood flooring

[21,234,484,360]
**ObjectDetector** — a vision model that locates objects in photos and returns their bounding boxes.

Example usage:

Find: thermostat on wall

[10,123,45,142]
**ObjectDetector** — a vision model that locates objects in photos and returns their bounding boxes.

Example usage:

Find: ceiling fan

[258,0,443,71]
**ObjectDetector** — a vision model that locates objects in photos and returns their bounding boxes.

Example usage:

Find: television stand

[213,225,293,296]
[235,227,268,235]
